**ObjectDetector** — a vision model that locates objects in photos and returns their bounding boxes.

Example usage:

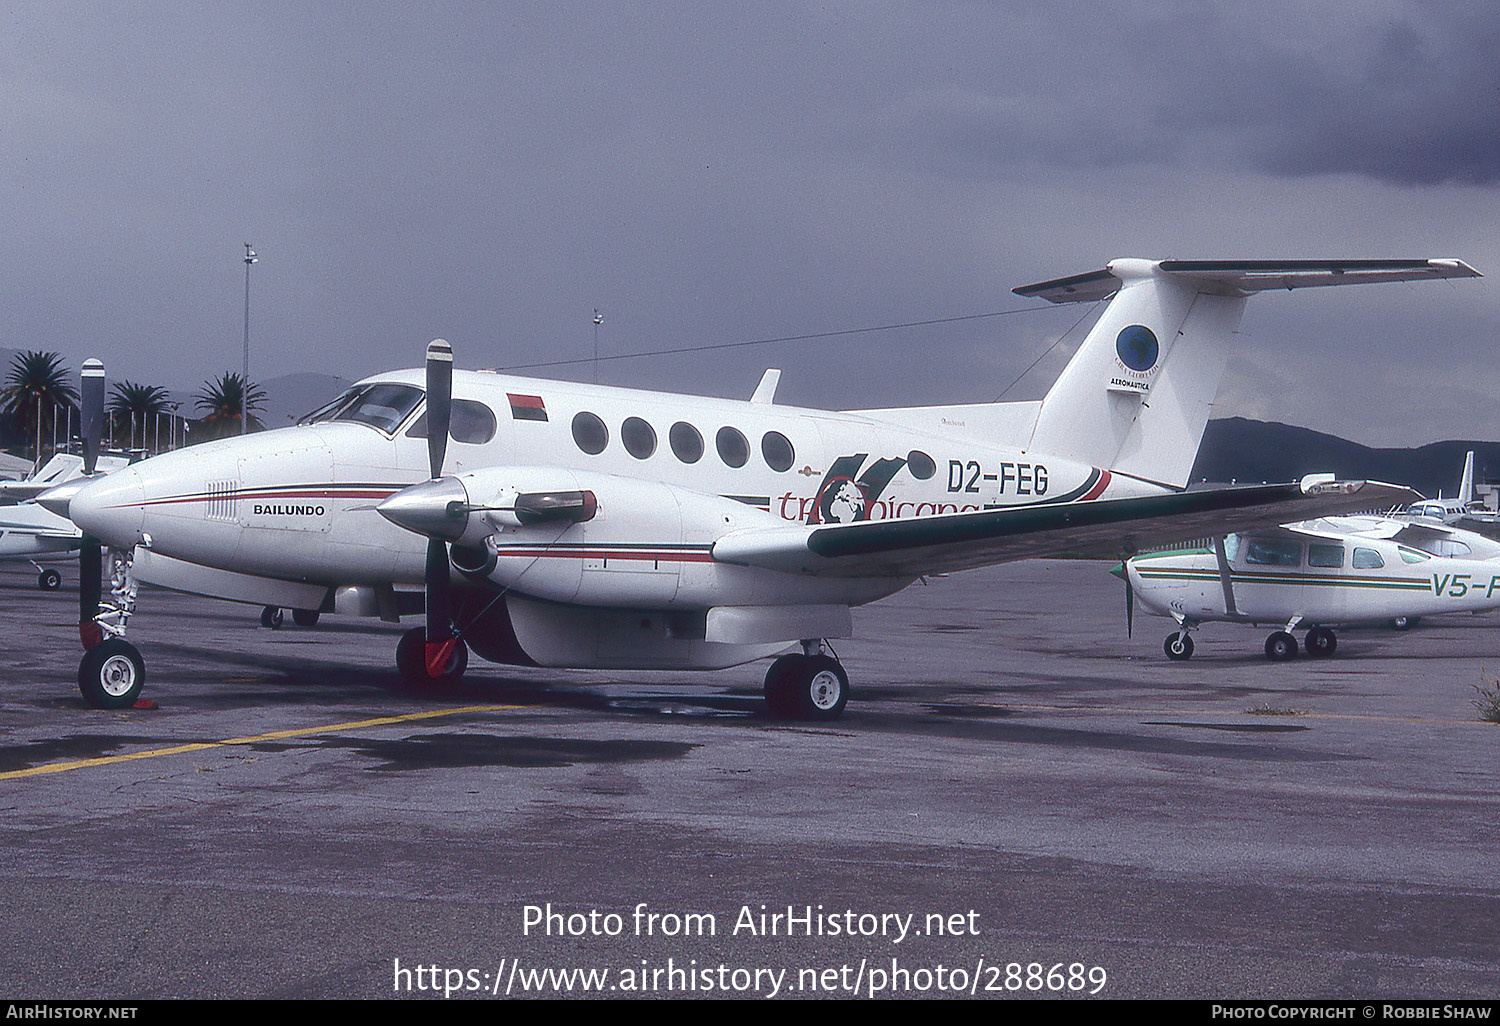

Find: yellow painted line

[0,704,521,782]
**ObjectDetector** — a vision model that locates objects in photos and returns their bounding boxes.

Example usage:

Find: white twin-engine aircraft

[46,258,1476,715]
[1118,513,1500,661]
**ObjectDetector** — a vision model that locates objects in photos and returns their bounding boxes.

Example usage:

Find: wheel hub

[100,655,138,697]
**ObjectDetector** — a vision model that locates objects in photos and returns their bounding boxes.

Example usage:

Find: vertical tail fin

[1013,259,1480,490]
[1460,450,1476,505]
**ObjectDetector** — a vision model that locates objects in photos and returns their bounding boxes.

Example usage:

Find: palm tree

[108,381,172,451]
[193,372,267,441]
[3,351,78,460]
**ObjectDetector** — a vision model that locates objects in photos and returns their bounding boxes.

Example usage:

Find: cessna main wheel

[38,568,62,591]
[1304,627,1337,658]
[1265,631,1298,661]
[260,605,284,629]
[763,654,850,721]
[78,639,146,709]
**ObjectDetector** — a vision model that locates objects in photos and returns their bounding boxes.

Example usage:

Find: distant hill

[1192,418,1499,498]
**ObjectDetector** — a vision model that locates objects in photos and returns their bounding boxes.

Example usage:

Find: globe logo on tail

[1115,325,1159,372]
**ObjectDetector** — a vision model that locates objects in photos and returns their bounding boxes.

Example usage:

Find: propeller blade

[80,358,105,477]
[422,340,456,675]
[425,339,452,480]
[78,359,105,647]
[1126,574,1134,638]
[424,536,455,673]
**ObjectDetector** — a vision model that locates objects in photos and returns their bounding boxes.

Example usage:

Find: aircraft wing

[712,480,1420,578]
[1014,258,1480,304]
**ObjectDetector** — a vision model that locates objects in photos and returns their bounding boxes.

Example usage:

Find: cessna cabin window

[669,422,703,463]
[1244,538,1302,567]
[404,399,498,445]
[716,427,749,468]
[1398,546,1430,564]
[1307,543,1344,568]
[1352,547,1384,569]
[622,417,657,459]
[303,383,423,434]
[572,412,609,455]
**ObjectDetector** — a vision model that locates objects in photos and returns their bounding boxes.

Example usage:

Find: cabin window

[1307,543,1344,568]
[1222,533,1241,562]
[1352,547,1384,569]
[669,422,703,463]
[1244,538,1302,567]
[621,417,657,460]
[907,450,936,480]
[716,426,749,468]
[572,412,609,455]
[405,399,498,445]
[761,431,794,472]
[1398,546,1430,564]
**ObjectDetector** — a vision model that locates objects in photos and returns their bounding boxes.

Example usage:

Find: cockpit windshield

[297,383,425,434]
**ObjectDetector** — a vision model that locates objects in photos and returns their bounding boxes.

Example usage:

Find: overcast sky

[3,1,1497,446]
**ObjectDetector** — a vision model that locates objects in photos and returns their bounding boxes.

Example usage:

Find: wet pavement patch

[313,733,698,771]
[0,734,185,773]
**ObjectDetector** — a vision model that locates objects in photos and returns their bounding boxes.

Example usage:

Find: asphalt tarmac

[1,559,1497,1000]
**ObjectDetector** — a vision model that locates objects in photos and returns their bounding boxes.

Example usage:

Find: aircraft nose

[68,467,146,548]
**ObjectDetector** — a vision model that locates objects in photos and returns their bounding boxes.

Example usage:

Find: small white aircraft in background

[46,258,1476,712]
[1405,451,1478,525]
[0,422,129,589]
[1118,509,1500,661]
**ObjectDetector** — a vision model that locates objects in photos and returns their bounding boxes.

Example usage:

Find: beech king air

[1118,512,1500,660]
[46,258,1477,714]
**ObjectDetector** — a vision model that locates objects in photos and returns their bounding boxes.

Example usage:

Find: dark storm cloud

[0,2,1495,447]
[861,2,1500,186]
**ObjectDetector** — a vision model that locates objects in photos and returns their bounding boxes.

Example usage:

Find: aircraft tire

[292,609,320,627]
[1163,633,1194,661]
[1305,627,1337,657]
[1389,616,1419,631]
[396,626,469,685]
[38,568,62,591]
[78,639,145,709]
[260,605,284,629]
[762,655,806,719]
[1265,631,1298,661]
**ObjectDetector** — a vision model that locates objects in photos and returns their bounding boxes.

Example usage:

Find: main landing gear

[259,606,321,629]
[35,566,62,590]
[1162,620,1339,662]
[395,626,469,685]
[763,642,849,721]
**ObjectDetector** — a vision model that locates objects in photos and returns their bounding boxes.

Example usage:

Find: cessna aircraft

[1118,511,1500,660]
[45,258,1477,714]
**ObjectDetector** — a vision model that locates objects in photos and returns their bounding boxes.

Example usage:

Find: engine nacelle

[444,465,822,608]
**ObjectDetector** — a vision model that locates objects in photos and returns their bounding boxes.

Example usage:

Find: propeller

[422,340,457,677]
[1110,559,1133,638]
[78,358,105,649]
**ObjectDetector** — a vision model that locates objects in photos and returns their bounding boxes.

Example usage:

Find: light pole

[242,243,257,435]
[592,308,603,384]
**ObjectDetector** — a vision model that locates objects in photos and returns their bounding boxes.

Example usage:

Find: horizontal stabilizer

[713,480,1420,579]
[1015,258,1480,305]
